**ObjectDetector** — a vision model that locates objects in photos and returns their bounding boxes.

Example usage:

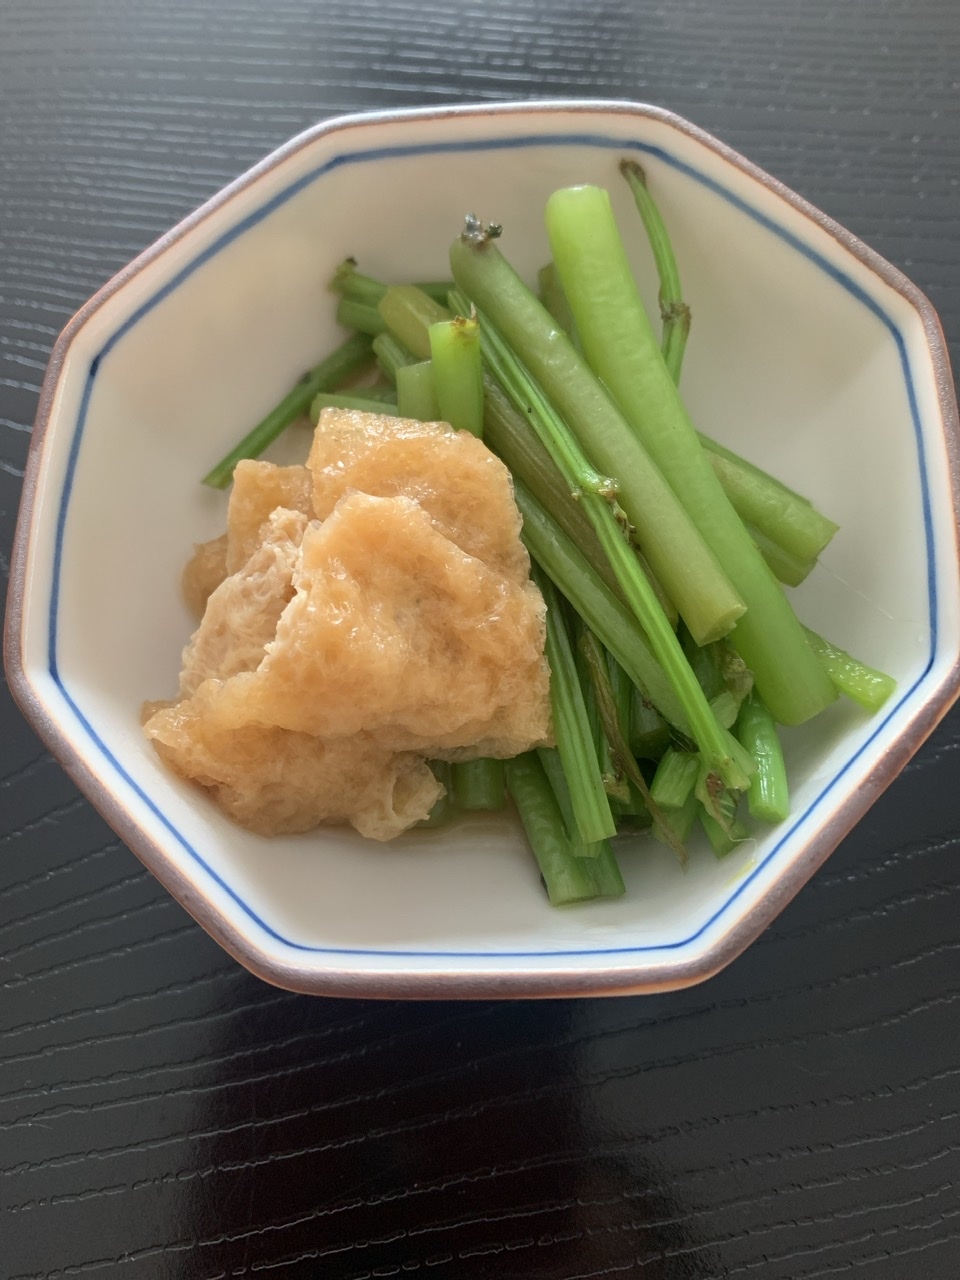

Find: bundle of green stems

[200,166,896,906]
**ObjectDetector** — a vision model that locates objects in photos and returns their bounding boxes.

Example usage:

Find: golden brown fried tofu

[213,491,550,755]
[182,533,228,619]
[308,408,530,583]
[144,682,441,840]
[226,460,314,573]
[181,461,313,618]
[147,409,549,840]
[179,508,307,699]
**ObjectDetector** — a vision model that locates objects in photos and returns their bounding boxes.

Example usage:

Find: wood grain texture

[1,0,959,1276]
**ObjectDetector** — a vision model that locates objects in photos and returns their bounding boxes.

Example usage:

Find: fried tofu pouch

[144,409,551,841]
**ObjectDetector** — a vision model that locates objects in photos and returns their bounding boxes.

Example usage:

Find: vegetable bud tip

[618,156,647,185]
[461,213,503,247]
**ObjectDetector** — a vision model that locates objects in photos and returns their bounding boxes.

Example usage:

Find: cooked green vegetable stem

[571,623,630,806]
[618,168,837,564]
[537,748,600,858]
[378,285,450,359]
[606,650,637,752]
[448,235,746,648]
[537,262,583,352]
[701,809,749,858]
[630,693,673,761]
[201,331,372,488]
[536,568,617,847]
[336,297,387,336]
[512,262,831,575]
[415,281,457,305]
[619,158,691,383]
[461,291,749,790]
[481,374,678,624]
[536,748,626,896]
[396,361,441,421]
[331,261,454,309]
[545,182,836,725]
[803,628,897,712]
[504,754,601,905]
[703,446,839,564]
[582,840,628,898]
[747,525,816,587]
[372,332,418,381]
[578,626,687,861]
[513,478,687,731]
[649,748,700,846]
[736,691,790,823]
[650,747,699,811]
[453,292,617,504]
[454,758,505,811]
[429,315,485,437]
[330,259,387,306]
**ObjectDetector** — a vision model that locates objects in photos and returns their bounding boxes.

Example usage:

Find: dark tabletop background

[2,1,960,1277]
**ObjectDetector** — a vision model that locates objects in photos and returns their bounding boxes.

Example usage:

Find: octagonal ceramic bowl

[6,100,960,998]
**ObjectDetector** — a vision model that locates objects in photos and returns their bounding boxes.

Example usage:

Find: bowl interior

[18,106,958,984]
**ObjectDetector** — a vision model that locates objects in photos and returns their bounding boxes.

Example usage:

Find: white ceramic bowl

[6,100,960,998]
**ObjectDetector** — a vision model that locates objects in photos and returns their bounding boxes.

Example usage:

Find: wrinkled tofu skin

[182,534,228,619]
[145,683,441,840]
[178,508,307,699]
[226,461,314,574]
[214,492,549,753]
[145,408,551,841]
[308,408,530,583]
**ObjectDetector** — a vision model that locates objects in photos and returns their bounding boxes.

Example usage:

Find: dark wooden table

[3,3,959,1277]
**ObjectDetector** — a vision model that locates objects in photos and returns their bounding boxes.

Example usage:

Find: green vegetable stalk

[378,285,449,359]
[545,182,836,726]
[452,282,751,791]
[449,225,746,649]
[536,568,617,847]
[202,332,373,488]
[429,315,484,438]
[803,628,897,712]
[396,361,440,421]
[504,753,605,905]
[736,691,790,823]
[619,159,691,383]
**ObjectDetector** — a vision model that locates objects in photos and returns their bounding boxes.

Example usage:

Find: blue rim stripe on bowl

[46,129,937,960]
